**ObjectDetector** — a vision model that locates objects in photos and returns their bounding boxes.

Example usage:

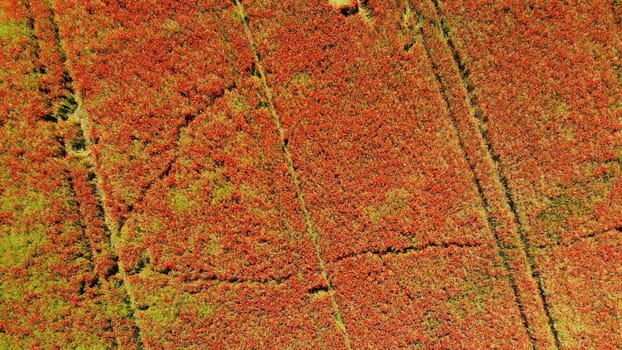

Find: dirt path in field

[39,1,145,347]
[413,0,561,347]
[6,0,621,348]
[234,1,354,347]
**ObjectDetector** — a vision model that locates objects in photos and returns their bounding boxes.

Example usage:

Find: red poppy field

[1,0,621,348]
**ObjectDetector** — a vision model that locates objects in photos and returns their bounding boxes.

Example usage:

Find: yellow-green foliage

[368,188,410,223]
[328,0,354,7]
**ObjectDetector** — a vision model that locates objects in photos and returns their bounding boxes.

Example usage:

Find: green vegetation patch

[367,188,410,223]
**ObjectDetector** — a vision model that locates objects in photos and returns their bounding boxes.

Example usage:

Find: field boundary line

[409,8,537,347]
[402,0,562,347]
[534,226,622,249]
[233,1,353,348]
[427,0,561,347]
[43,1,144,347]
[335,240,483,263]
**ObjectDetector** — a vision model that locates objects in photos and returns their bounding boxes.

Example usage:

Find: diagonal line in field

[428,0,562,347]
[232,1,353,348]
[41,1,144,346]
[115,80,236,235]
[114,8,243,235]
[407,8,538,348]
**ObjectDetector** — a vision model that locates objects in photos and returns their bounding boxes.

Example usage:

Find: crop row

[436,0,622,246]
[52,0,245,227]
[0,1,137,348]
[401,0,560,345]
[53,0,352,347]
[243,0,535,346]
[330,245,531,348]
[12,0,620,347]
[53,0,536,346]
[246,0,490,263]
[432,0,622,346]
